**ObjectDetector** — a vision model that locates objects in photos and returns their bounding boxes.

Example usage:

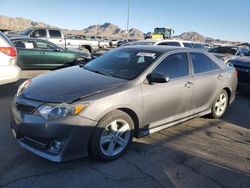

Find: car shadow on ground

[0,117,250,187]
[222,92,250,129]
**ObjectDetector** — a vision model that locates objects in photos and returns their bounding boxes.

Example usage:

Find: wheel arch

[223,87,231,105]
[118,108,140,138]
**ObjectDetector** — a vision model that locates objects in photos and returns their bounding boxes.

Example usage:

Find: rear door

[13,39,39,69]
[189,52,223,114]
[142,52,194,129]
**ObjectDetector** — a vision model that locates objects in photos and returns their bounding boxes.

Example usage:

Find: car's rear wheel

[89,110,134,161]
[210,90,228,119]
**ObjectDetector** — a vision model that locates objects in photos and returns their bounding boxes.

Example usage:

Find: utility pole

[126,0,130,41]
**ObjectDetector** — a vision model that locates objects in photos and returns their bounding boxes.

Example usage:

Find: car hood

[22,66,127,103]
[229,56,250,68]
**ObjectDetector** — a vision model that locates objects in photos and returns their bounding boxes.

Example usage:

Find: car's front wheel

[210,90,228,118]
[89,110,134,161]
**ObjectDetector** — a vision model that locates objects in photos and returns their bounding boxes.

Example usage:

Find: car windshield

[21,28,33,35]
[84,48,161,80]
[132,41,155,45]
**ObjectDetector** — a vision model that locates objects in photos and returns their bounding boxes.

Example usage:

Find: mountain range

[0,15,241,45]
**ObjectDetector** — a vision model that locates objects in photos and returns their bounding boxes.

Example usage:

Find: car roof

[123,45,183,53]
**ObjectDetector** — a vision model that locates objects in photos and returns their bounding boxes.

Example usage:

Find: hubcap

[100,119,131,157]
[214,93,227,116]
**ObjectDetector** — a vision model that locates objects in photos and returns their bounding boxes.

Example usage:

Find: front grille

[15,102,36,113]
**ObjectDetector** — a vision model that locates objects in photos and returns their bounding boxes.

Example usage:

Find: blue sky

[1,0,250,42]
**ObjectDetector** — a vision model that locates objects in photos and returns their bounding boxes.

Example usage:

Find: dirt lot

[0,71,249,188]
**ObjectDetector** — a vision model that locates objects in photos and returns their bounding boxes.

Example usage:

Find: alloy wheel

[214,92,227,116]
[100,119,131,157]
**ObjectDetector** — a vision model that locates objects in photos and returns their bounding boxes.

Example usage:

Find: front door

[142,52,194,130]
[33,40,66,69]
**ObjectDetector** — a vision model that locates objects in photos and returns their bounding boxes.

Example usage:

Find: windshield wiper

[83,66,113,77]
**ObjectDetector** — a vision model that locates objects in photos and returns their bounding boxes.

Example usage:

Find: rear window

[49,30,62,38]
[0,31,13,46]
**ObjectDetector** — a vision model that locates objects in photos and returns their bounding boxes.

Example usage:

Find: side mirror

[147,72,170,84]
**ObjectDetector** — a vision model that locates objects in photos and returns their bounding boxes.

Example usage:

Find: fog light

[49,140,64,153]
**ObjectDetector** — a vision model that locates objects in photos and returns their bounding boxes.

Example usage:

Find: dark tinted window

[191,53,220,74]
[13,40,35,49]
[209,47,238,55]
[32,29,47,38]
[49,30,62,38]
[183,43,193,48]
[158,42,181,47]
[193,43,205,49]
[153,53,189,79]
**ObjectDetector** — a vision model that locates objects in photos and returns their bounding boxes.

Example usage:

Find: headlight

[17,79,31,96]
[35,103,87,120]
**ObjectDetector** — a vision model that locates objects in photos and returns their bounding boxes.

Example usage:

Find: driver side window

[35,41,55,50]
[153,53,189,79]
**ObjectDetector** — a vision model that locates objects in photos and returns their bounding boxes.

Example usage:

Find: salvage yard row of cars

[0,28,249,162]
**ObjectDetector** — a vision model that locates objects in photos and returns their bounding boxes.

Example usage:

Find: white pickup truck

[19,28,99,53]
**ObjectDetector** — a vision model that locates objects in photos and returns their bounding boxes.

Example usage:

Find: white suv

[126,39,205,49]
[0,31,20,85]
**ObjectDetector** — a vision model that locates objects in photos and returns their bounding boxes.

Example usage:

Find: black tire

[210,89,228,119]
[89,110,134,161]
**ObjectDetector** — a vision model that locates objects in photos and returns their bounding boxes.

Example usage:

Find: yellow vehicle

[151,28,174,39]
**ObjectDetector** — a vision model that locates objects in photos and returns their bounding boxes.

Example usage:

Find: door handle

[59,40,62,42]
[217,75,223,80]
[185,81,193,88]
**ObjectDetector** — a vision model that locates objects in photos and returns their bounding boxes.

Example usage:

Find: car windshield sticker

[136,52,156,58]
[25,42,34,49]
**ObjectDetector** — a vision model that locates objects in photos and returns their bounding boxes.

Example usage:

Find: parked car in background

[99,38,110,49]
[11,45,237,162]
[11,37,91,70]
[117,39,137,47]
[208,46,249,62]
[227,51,250,92]
[109,39,119,48]
[0,31,20,85]
[122,39,206,49]
[11,27,99,53]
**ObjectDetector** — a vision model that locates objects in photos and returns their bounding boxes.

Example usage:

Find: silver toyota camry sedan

[11,46,237,162]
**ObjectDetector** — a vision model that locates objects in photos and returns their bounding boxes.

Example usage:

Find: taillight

[0,47,17,57]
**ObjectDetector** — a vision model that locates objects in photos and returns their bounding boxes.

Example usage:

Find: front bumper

[10,103,97,162]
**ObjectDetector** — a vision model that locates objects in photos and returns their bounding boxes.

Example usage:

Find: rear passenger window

[191,53,220,74]
[153,53,189,79]
[49,30,62,38]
